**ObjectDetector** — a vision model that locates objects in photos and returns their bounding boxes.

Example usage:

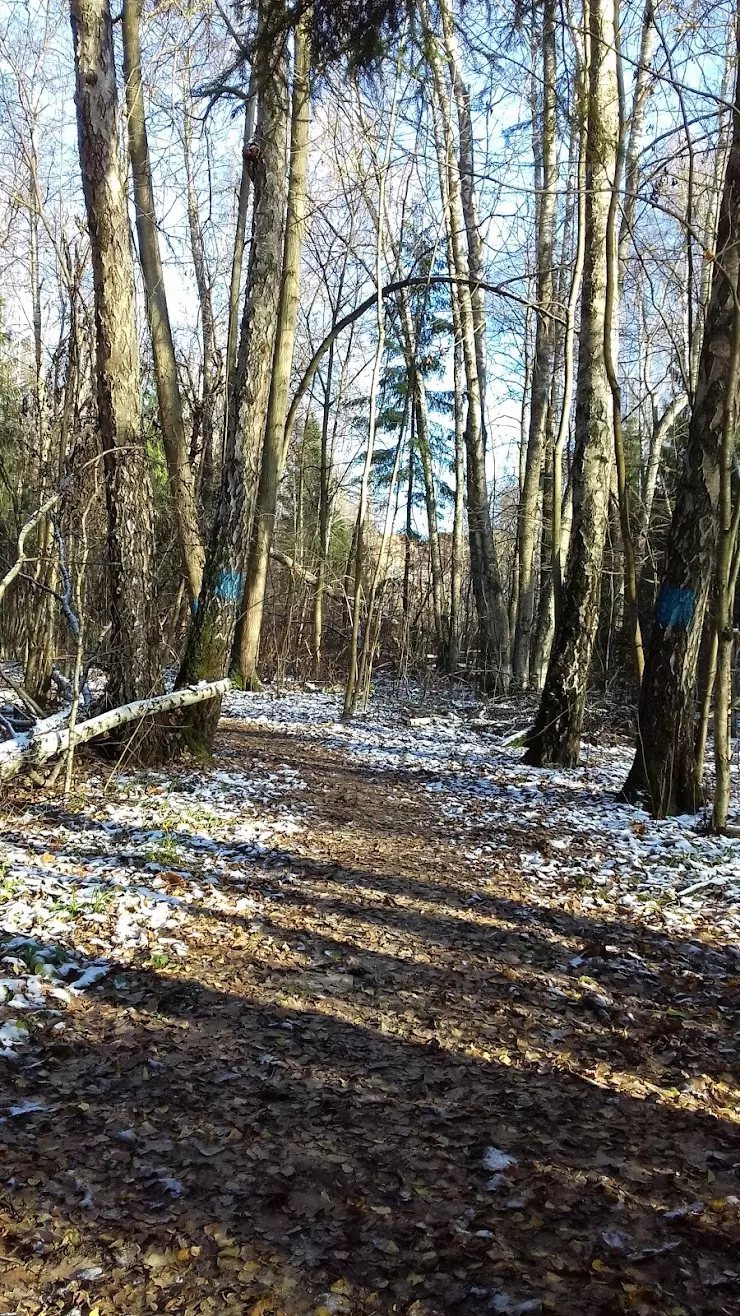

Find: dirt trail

[1,716,739,1315]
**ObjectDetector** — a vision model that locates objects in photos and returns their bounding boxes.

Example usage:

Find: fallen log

[0,679,232,783]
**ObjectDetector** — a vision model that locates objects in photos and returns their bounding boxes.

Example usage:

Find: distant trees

[0,0,737,824]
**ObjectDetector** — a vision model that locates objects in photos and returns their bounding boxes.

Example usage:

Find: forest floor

[1,682,740,1316]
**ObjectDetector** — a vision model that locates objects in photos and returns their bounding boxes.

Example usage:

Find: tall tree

[233,9,312,688]
[525,0,618,767]
[178,4,289,744]
[121,0,204,603]
[621,15,740,816]
[70,0,162,710]
[513,0,558,688]
[423,0,510,686]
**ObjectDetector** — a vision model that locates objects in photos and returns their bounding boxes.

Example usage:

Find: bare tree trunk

[425,6,510,686]
[604,0,644,683]
[553,68,588,626]
[439,0,487,441]
[182,53,220,498]
[177,7,289,748]
[224,86,257,465]
[356,406,407,703]
[121,0,204,603]
[448,322,466,674]
[712,299,740,830]
[70,0,162,714]
[343,65,398,720]
[634,393,687,572]
[513,0,558,687]
[617,0,657,270]
[24,125,59,702]
[525,0,618,767]
[313,340,334,674]
[621,17,740,816]
[397,287,447,659]
[235,11,311,688]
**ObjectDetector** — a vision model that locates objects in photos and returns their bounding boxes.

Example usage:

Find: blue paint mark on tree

[214,568,244,603]
[656,583,695,630]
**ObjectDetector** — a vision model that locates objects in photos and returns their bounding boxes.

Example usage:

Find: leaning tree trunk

[621,18,740,816]
[234,10,311,688]
[70,0,162,714]
[525,0,618,767]
[177,7,288,748]
[513,0,558,688]
[121,0,204,604]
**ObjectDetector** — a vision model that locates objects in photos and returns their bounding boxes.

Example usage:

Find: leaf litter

[0,682,738,1314]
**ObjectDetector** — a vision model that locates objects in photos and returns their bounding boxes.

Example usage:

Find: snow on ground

[224,682,740,944]
[0,755,309,1063]
[1,681,739,1067]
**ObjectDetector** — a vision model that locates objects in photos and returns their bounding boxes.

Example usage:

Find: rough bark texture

[622,31,740,816]
[235,11,311,687]
[121,0,204,603]
[182,68,220,501]
[70,0,162,713]
[513,0,558,687]
[177,11,288,746]
[525,0,617,767]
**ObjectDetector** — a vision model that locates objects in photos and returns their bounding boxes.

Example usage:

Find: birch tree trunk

[525,0,618,767]
[177,7,288,748]
[621,18,740,816]
[121,0,204,604]
[234,10,311,688]
[513,0,558,687]
[70,0,162,713]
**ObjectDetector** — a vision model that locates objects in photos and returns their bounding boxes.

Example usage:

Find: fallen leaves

[0,689,739,1314]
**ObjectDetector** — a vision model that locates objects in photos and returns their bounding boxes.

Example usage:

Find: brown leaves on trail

[1,721,740,1315]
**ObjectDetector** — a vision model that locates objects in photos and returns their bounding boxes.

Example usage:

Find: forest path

[1,692,739,1315]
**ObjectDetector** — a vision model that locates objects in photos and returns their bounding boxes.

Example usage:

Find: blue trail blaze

[214,568,244,603]
[656,584,695,630]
